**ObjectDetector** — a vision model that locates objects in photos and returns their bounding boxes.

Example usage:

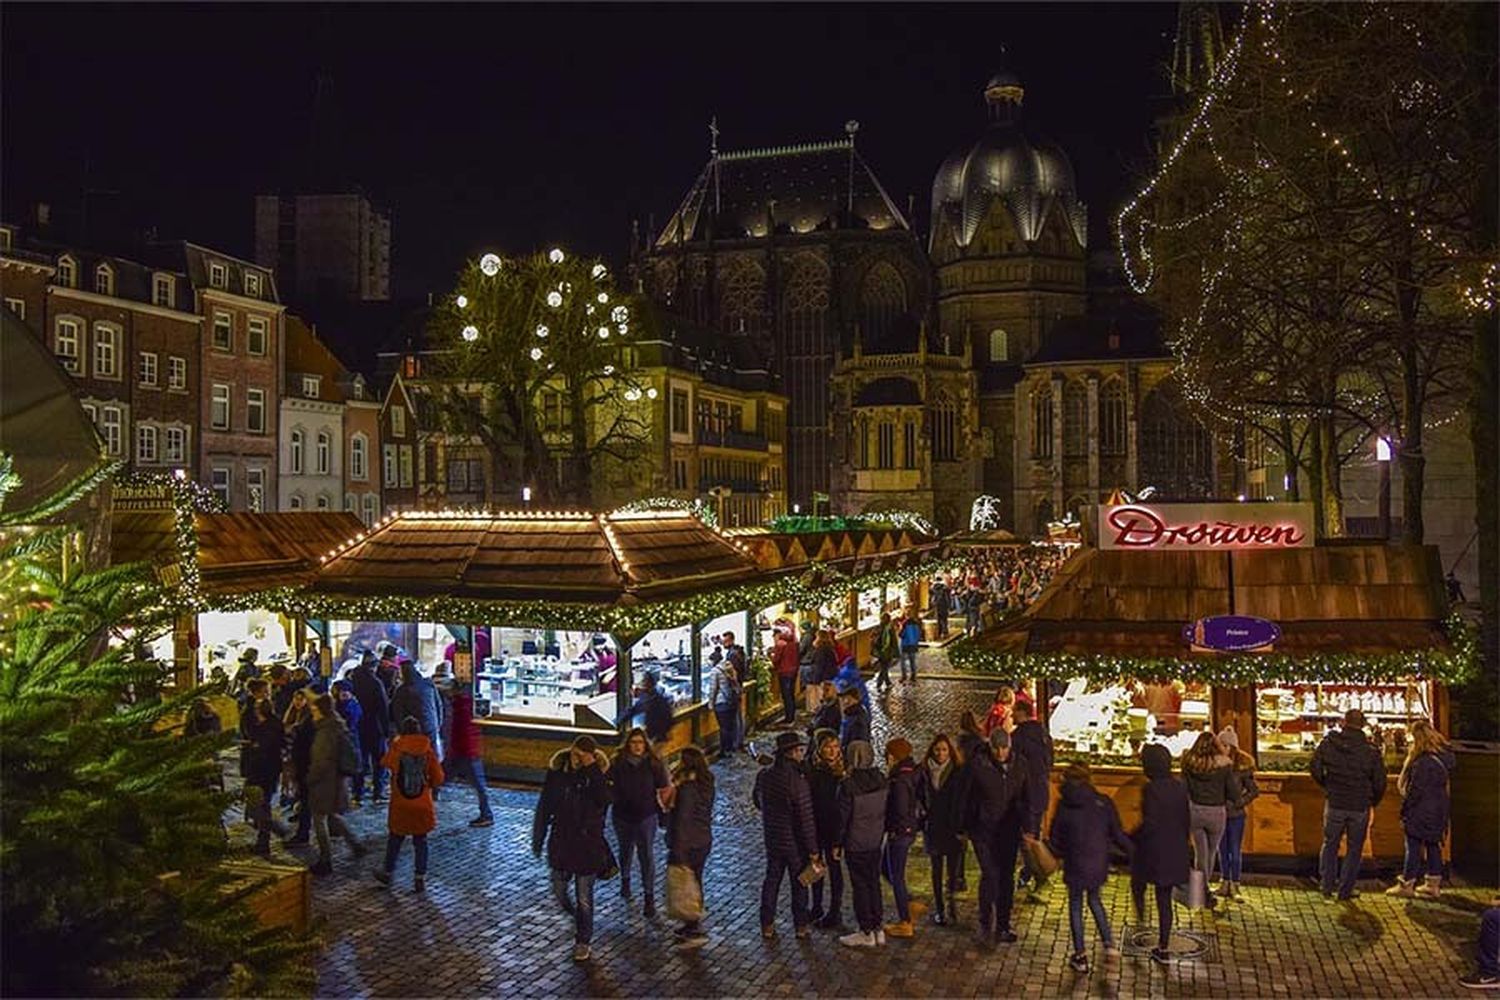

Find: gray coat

[306,714,353,815]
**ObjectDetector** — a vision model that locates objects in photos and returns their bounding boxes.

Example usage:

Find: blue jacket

[832,657,870,714]
[839,702,871,749]
[1048,780,1132,889]
[1400,748,1456,841]
[621,688,675,742]
[899,619,923,649]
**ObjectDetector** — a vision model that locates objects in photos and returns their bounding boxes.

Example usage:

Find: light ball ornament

[611,305,629,323]
[546,291,563,308]
[456,294,469,309]
[646,387,659,400]
[617,323,629,335]
[591,264,607,279]
[624,388,642,402]
[529,347,544,361]
[597,326,610,339]
[548,248,565,263]
[479,253,502,276]
[534,324,549,338]
[461,325,480,342]
[603,365,615,375]
[596,292,609,304]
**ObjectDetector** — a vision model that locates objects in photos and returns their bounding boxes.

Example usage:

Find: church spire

[1170,2,1226,96]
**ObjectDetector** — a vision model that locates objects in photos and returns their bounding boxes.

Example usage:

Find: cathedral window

[932,393,957,462]
[1063,381,1088,457]
[1140,385,1214,497]
[1099,378,1127,456]
[903,419,917,469]
[781,254,829,358]
[720,259,766,337]
[989,328,1009,363]
[858,262,906,351]
[857,415,870,469]
[877,420,896,470]
[1030,384,1054,459]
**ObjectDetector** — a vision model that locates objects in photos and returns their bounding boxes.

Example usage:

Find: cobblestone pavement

[288,667,1491,998]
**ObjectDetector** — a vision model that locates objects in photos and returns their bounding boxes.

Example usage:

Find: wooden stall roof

[732,527,938,575]
[110,510,366,594]
[981,543,1450,657]
[309,508,764,605]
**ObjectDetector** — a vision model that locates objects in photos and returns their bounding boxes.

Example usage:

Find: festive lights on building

[479,253,501,276]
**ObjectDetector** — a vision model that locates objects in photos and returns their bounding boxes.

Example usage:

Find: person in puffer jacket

[1387,719,1456,899]
[1131,743,1189,965]
[1048,762,1132,974]
[665,746,715,948]
[1310,709,1388,900]
[532,736,612,963]
[807,731,847,930]
[882,738,926,938]
[753,731,821,938]
[837,740,889,948]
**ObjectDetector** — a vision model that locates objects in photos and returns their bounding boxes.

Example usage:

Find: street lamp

[522,485,532,509]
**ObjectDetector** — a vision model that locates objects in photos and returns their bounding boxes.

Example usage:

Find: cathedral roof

[931,72,1087,250]
[655,139,910,247]
[1026,314,1167,366]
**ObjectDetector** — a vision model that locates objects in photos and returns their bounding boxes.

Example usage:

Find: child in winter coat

[1048,762,1132,973]
[376,715,445,891]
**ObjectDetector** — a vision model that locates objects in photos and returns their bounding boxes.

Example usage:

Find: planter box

[221,860,311,935]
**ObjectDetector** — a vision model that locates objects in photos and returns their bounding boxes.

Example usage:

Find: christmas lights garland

[612,496,718,528]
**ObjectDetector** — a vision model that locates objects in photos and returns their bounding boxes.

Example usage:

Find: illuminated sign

[1098,502,1314,551]
[1183,615,1281,652]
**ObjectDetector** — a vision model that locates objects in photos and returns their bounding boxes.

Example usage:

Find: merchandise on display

[856,585,905,631]
[631,626,695,706]
[477,628,616,724]
[1256,680,1431,764]
[1048,676,1211,759]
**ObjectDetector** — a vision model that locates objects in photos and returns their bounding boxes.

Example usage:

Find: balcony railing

[695,426,769,451]
[697,478,767,494]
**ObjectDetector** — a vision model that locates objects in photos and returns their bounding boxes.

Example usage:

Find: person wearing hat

[1310,708,1388,900]
[752,731,821,939]
[1217,723,1258,900]
[836,739,888,948]
[958,727,1028,948]
[533,735,612,962]
[232,647,262,705]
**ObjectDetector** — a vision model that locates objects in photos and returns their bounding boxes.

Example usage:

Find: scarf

[927,758,951,791]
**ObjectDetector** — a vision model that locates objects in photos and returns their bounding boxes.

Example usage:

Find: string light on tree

[479,253,502,276]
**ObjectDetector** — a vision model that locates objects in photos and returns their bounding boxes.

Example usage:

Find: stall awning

[733,527,941,574]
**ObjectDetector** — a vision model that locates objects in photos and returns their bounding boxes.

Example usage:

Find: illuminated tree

[425,248,653,505]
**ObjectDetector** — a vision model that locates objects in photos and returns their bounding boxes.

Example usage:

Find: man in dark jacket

[390,660,444,759]
[533,736,613,962]
[959,728,1028,946]
[619,672,675,744]
[930,577,951,638]
[1132,743,1190,963]
[752,731,822,938]
[838,687,871,750]
[1010,700,1055,893]
[349,652,392,804]
[1310,709,1389,899]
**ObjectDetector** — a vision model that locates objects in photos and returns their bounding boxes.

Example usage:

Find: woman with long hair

[282,688,316,846]
[1388,719,1456,898]
[666,745,715,947]
[1215,726,1258,900]
[808,731,847,929]
[612,727,670,916]
[920,733,965,925]
[982,686,1015,739]
[1181,731,1237,906]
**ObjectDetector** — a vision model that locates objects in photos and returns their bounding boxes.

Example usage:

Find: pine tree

[0,460,315,996]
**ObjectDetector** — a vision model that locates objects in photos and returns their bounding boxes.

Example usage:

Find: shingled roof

[309,508,764,605]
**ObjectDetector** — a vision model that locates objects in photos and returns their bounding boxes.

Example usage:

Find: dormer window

[152,274,175,308]
[57,255,77,288]
[94,263,114,296]
[302,375,320,398]
[208,261,227,288]
[245,271,262,298]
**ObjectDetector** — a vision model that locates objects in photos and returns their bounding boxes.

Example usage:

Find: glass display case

[631,625,696,707]
[1256,679,1433,769]
[698,611,749,683]
[200,609,295,676]
[476,628,617,725]
[1048,677,1213,761]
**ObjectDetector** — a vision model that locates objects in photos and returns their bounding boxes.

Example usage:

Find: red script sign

[1098,502,1314,551]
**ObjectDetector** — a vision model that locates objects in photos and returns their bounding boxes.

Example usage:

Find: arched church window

[858,262,907,350]
[1099,378,1127,456]
[989,328,1009,363]
[932,392,957,462]
[1140,385,1214,497]
[877,419,896,470]
[719,259,766,337]
[1063,380,1088,457]
[1030,383,1054,459]
[781,254,829,357]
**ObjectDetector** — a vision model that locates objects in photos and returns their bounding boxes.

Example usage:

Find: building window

[670,389,689,435]
[55,318,81,372]
[246,468,265,512]
[247,316,268,356]
[903,419,917,469]
[877,420,896,470]
[989,328,1009,363]
[446,457,485,494]
[209,262,227,288]
[349,434,367,480]
[136,425,158,464]
[1031,384,1054,459]
[302,375,320,398]
[0,227,10,252]
[288,493,303,510]
[316,431,331,474]
[932,394,957,462]
[211,467,231,507]
[210,384,230,430]
[390,405,406,438]
[290,429,304,474]
[361,493,378,526]
[1099,379,1127,456]
[316,493,330,510]
[138,351,158,387]
[153,274,174,307]
[99,406,123,456]
[245,271,262,298]
[1063,380,1088,457]
[540,390,562,434]
[1140,386,1214,498]
[92,324,120,379]
[4,297,25,320]
[168,355,188,390]
[246,388,266,434]
[94,263,114,296]
[164,426,186,463]
[399,446,414,488]
[57,256,76,288]
[212,311,232,351]
[858,262,907,351]
[672,459,688,490]
[383,444,398,487]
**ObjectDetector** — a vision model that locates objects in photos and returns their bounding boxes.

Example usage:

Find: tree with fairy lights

[0,459,314,995]
[1119,2,1496,543]
[425,248,654,505]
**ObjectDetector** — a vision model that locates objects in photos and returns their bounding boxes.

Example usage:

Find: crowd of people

[927,545,1071,639]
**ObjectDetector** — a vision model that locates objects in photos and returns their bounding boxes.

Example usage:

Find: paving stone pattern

[294,664,1490,998]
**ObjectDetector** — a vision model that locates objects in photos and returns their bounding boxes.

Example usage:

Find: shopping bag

[1022,835,1060,883]
[797,856,827,887]
[665,863,704,923]
[1173,870,1208,910]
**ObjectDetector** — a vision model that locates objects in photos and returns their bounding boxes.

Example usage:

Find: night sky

[2,3,1180,300]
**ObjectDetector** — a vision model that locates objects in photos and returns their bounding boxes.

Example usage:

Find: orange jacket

[380,733,445,836]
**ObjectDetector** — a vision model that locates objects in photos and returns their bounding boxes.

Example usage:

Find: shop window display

[630,625,696,707]
[698,611,750,676]
[326,621,464,679]
[1256,679,1432,769]
[199,609,295,678]
[856,585,905,630]
[1048,677,1213,762]
[476,628,617,725]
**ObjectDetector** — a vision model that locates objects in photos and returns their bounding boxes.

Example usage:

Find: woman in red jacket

[376,716,445,891]
[446,683,494,827]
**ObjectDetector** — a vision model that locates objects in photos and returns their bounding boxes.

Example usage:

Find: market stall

[949,500,1476,867]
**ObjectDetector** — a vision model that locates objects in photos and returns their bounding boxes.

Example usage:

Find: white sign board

[1097,502,1315,551]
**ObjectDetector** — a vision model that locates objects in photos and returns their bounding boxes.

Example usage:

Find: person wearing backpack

[376,715,445,891]
[707,652,742,756]
[306,693,367,876]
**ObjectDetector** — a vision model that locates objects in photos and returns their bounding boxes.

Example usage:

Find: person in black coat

[807,731,847,929]
[1310,709,1388,900]
[532,736,613,962]
[883,738,925,935]
[665,747,715,947]
[752,731,822,937]
[920,733,965,925]
[1010,701,1054,892]
[837,739,889,947]
[1390,720,1456,899]
[958,728,1028,946]
[244,697,289,855]
[839,688,871,750]
[282,694,316,846]
[1049,762,1132,972]
[611,728,671,916]
[1131,743,1191,964]
[349,653,393,804]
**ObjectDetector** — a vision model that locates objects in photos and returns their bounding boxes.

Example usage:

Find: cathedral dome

[931,72,1087,250]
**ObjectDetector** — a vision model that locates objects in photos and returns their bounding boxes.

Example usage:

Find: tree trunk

[1319,414,1344,538]
[1279,413,1301,501]
[1308,419,1326,539]
[566,387,591,506]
